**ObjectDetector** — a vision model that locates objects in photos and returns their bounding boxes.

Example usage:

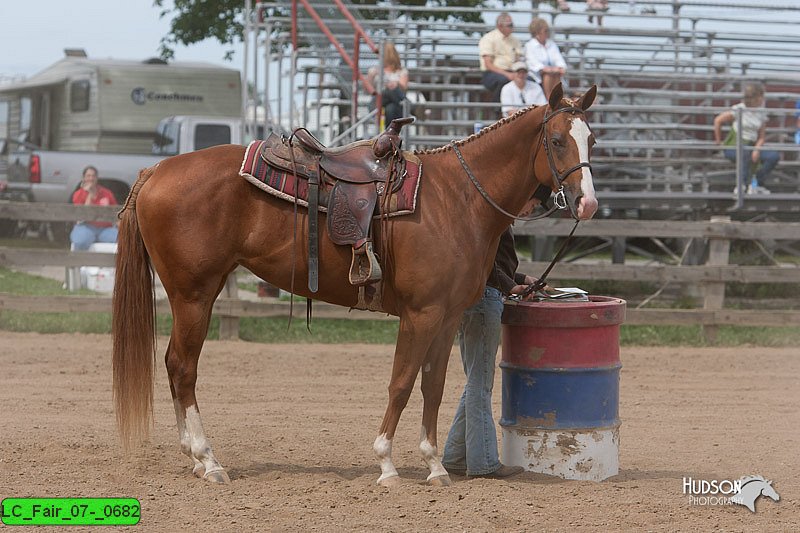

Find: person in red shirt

[69,165,119,250]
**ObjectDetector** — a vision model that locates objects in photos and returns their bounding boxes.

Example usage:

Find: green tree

[155,0,512,60]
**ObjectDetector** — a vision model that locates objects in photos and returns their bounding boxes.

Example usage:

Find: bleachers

[249,0,800,216]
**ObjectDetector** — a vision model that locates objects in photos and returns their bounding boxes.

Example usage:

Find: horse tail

[112,165,157,449]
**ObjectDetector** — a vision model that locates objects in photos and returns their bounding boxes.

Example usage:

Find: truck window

[194,124,231,151]
[153,120,180,156]
[70,80,91,112]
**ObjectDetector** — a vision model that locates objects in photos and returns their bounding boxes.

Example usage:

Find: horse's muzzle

[577,193,598,220]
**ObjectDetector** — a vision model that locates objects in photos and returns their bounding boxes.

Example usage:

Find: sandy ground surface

[0,332,797,532]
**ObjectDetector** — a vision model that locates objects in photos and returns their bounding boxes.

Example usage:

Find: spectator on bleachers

[70,165,118,250]
[533,0,571,11]
[478,12,523,102]
[586,0,609,26]
[525,18,567,98]
[500,62,547,117]
[367,42,409,125]
[713,82,779,194]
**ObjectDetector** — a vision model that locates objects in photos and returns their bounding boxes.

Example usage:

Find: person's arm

[552,42,567,72]
[752,123,768,162]
[483,55,514,80]
[509,274,538,296]
[713,111,734,144]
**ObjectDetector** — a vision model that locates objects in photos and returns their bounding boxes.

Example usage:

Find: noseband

[451,105,592,221]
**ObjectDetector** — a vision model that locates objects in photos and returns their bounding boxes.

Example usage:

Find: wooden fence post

[702,215,731,343]
[218,273,240,340]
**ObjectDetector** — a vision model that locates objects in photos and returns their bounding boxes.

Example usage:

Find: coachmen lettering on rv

[130,88,204,105]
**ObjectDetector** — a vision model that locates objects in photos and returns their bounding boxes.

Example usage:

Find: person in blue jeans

[713,82,779,194]
[69,165,119,250]
[442,226,535,479]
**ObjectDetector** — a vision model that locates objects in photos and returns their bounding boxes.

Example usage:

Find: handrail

[291,0,379,129]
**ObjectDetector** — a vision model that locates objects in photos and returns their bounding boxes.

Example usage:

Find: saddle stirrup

[349,240,382,286]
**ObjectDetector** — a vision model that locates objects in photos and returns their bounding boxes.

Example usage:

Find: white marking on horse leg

[184,405,227,480]
[419,425,448,482]
[172,399,203,473]
[569,117,598,219]
[373,433,399,484]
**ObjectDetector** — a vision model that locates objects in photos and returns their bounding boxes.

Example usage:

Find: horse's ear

[577,85,597,111]
[548,83,564,110]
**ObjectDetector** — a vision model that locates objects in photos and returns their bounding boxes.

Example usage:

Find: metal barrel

[499,296,626,481]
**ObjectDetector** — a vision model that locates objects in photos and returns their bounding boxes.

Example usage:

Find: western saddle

[261,117,415,291]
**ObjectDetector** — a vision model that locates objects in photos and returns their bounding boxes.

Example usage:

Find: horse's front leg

[373,307,443,486]
[416,318,462,486]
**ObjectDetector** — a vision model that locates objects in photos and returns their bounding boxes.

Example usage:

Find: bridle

[451,104,593,297]
[450,105,592,221]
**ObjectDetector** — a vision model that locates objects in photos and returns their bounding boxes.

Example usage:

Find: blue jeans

[481,71,509,103]
[442,286,503,476]
[70,223,118,250]
[723,147,779,187]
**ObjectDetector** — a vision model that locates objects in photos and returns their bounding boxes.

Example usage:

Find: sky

[0,1,243,79]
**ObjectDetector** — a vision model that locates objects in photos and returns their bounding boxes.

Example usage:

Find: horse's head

[761,480,780,502]
[535,83,599,220]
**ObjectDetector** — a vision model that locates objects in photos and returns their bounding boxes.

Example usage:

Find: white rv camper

[0,52,242,155]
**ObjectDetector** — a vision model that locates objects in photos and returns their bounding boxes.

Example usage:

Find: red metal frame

[292,0,381,129]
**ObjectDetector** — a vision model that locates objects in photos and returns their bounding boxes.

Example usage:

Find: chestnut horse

[112,84,598,487]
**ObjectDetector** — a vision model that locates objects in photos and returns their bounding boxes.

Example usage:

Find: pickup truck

[3,115,247,206]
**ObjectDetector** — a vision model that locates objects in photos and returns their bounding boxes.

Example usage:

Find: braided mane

[412,104,543,156]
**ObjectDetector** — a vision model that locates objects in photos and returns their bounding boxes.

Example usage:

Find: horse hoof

[428,475,452,487]
[204,469,231,484]
[377,475,402,488]
[192,464,205,478]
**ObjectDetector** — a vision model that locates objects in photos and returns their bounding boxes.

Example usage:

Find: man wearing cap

[500,62,547,117]
[478,12,524,102]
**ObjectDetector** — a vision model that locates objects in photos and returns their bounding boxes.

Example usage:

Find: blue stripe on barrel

[500,364,621,430]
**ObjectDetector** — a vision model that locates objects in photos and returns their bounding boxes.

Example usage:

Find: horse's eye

[551,137,562,147]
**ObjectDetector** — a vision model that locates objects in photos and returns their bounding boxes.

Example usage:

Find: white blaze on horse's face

[568,116,598,220]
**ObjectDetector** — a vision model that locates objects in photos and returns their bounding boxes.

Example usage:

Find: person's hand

[752,150,760,163]
[81,180,93,192]
[509,284,530,296]
[509,276,545,300]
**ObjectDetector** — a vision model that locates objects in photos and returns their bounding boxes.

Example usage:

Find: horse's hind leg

[419,321,460,487]
[165,278,230,483]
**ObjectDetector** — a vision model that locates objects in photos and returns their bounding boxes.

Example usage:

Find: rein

[515,219,579,299]
[450,106,591,222]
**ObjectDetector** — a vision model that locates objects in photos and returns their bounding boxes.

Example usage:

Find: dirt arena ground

[0,332,797,532]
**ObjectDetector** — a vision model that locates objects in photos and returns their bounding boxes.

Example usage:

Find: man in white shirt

[500,62,547,117]
[479,12,523,102]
